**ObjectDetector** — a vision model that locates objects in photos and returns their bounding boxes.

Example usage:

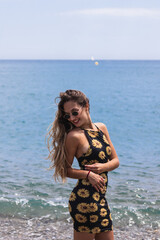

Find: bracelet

[86,170,91,180]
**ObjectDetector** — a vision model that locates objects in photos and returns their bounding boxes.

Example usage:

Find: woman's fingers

[93,177,105,191]
[85,165,94,170]
[93,184,99,192]
[93,183,105,192]
[85,166,98,174]
[85,164,102,174]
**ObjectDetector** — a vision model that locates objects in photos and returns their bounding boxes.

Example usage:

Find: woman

[47,89,119,240]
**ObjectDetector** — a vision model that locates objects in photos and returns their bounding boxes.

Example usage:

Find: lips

[72,119,80,125]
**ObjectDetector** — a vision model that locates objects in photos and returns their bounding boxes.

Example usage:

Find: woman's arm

[85,123,119,174]
[65,131,105,192]
[65,131,88,179]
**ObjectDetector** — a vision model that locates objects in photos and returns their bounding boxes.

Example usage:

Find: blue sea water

[0,60,160,232]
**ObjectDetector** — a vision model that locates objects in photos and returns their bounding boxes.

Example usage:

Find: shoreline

[0,216,159,240]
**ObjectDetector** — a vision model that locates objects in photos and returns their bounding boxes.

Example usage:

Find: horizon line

[0,58,160,61]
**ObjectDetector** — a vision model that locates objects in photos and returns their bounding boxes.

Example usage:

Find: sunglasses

[63,109,81,120]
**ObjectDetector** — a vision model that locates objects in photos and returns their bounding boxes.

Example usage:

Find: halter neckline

[81,123,100,132]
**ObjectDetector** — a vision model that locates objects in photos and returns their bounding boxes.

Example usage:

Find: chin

[72,119,81,127]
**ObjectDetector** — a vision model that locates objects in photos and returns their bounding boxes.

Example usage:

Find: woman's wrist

[86,170,91,180]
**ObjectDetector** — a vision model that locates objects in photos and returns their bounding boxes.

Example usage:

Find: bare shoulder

[66,128,82,145]
[95,122,108,133]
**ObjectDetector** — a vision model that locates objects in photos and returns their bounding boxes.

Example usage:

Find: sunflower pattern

[98,151,106,160]
[78,226,90,232]
[89,202,98,212]
[81,178,90,186]
[91,227,101,233]
[92,192,100,201]
[101,219,109,227]
[81,159,88,166]
[90,215,98,223]
[88,159,99,165]
[77,203,89,213]
[103,135,109,144]
[84,146,92,157]
[69,192,76,201]
[75,214,87,223]
[88,131,99,138]
[100,208,107,217]
[101,186,107,194]
[106,146,112,156]
[92,139,102,149]
[69,125,113,233]
[100,198,106,206]
[100,173,108,184]
[77,188,89,198]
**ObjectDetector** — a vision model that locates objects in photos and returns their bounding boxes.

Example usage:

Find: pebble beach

[0,217,160,240]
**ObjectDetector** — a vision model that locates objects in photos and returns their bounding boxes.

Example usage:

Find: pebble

[0,217,159,240]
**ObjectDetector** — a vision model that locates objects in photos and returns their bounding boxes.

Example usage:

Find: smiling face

[63,101,89,128]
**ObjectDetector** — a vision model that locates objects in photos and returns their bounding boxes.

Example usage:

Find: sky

[0,0,160,60]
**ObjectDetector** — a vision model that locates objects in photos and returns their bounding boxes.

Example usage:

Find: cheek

[81,112,88,120]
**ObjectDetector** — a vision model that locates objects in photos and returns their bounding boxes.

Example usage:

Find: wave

[0,196,160,230]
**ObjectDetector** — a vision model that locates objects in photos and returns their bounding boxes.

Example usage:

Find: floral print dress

[68,126,113,233]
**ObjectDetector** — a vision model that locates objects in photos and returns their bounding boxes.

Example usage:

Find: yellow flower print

[90,215,98,223]
[68,203,72,212]
[85,147,92,157]
[82,179,90,186]
[77,188,89,198]
[75,214,87,223]
[106,146,112,155]
[88,131,98,138]
[91,227,101,233]
[92,139,102,149]
[77,203,89,213]
[69,192,76,201]
[101,219,109,227]
[100,173,108,183]
[100,208,107,217]
[92,192,100,201]
[98,151,106,160]
[103,135,109,144]
[101,186,107,194]
[78,226,90,232]
[109,213,112,220]
[100,198,106,206]
[81,159,88,166]
[89,203,98,212]
[88,159,98,165]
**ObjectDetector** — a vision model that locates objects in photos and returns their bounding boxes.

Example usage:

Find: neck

[80,115,95,130]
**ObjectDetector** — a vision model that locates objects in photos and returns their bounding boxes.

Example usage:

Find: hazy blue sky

[0,0,160,59]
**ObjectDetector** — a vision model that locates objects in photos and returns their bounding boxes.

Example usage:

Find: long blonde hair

[47,90,89,182]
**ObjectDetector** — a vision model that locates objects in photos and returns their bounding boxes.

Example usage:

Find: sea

[0,60,160,240]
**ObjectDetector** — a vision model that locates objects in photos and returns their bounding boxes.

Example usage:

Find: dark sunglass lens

[64,114,70,119]
[72,111,79,116]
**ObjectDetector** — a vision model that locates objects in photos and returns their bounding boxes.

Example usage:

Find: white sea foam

[0,197,9,202]
[15,198,29,206]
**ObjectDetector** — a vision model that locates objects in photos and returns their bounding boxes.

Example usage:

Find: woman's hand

[85,163,104,174]
[87,171,105,192]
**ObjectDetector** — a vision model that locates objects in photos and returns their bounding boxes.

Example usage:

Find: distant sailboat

[91,56,99,65]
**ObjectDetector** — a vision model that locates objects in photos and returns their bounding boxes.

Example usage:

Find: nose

[70,114,76,121]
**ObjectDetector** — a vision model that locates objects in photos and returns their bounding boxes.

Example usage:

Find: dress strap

[81,123,100,131]
[94,124,100,131]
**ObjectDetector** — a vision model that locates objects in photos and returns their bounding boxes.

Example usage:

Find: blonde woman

[47,90,119,240]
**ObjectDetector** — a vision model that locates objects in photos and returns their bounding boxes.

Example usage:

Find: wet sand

[0,217,159,240]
